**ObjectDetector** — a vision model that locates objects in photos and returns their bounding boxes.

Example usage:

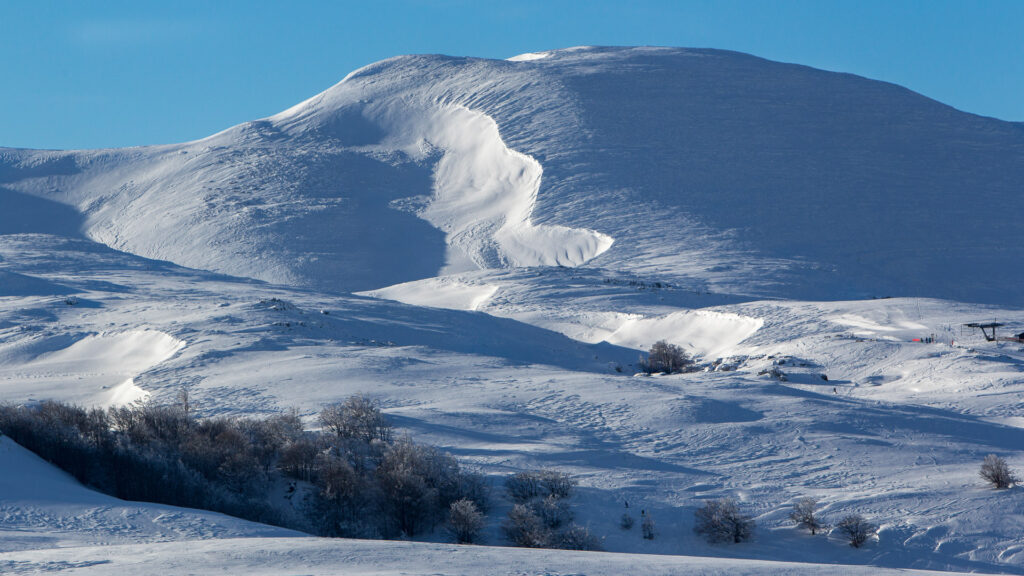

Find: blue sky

[2,0,1022,150]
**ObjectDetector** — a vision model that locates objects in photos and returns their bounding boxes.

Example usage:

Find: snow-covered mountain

[2,46,1022,303]
[1,47,1023,575]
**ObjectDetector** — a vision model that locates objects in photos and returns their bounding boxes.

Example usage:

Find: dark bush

[0,395,485,543]
[980,454,1018,489]
[836,514,876,548]
[641,340,692,374]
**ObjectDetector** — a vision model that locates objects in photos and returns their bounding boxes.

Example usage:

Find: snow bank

[508,51,551,61]
[607,309,763,358]
[0,330,184,406]
[358,276,498,311]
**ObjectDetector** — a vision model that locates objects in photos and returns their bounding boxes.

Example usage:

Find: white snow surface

[1,46,1024,574]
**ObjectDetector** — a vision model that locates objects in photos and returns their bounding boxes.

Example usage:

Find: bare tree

[448,498,485,544]
[642,340,691,374]
[836,514,876,548]
[980,454,1019,489]
[694,498,755,543]
[790,497,823,535]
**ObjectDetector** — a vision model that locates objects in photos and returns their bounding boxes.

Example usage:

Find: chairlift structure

[963,322,1009,342]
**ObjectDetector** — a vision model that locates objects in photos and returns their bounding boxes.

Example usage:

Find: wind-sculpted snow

[370,102,613,271]
[0,330,184,407]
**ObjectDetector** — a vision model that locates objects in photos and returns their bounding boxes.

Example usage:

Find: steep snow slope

[2,47,1022,303]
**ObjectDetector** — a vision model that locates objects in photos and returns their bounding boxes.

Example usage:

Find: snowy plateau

[0,46,1023,574]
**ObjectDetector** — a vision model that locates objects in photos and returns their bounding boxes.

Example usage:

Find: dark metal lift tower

[964,322,1005,342]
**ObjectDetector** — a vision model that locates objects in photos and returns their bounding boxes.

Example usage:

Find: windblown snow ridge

[361,100,614,272]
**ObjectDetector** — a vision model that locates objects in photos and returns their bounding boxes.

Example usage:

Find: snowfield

[1,46,1023,574]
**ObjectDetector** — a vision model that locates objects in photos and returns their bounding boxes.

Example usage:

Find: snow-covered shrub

[641,340,692,374]
[980,454,1018,489]
[836,514,876,548]
[448,498,485,544]
[694,498,755,543]
[502,504,551,548]
[557,523,603,551]
[790,497,823,535]
[534,494,573,529]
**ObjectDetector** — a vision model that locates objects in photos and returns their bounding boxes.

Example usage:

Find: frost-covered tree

[534,494,573,529]
[448,498,485,544]
[319,395,392,443]
[642,340,691,374]
[557,523,603,551]
[790,497,823,535]
[694,498,754,543]
[980,454,1018,489]
[836,514,876,548]
[503,504,550,548]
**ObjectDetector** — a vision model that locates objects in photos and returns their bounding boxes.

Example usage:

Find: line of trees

[1,396,1016,551]
[0,395,486,539]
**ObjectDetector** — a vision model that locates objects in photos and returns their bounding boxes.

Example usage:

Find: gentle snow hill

[2,46,1023,304]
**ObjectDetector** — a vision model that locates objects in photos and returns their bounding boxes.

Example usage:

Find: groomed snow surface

[2,46,1024,574]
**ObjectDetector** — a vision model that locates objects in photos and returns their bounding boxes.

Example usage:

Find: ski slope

[1,46,1023,574]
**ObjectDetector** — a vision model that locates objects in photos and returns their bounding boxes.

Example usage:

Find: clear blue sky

[2,0,1022,150]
